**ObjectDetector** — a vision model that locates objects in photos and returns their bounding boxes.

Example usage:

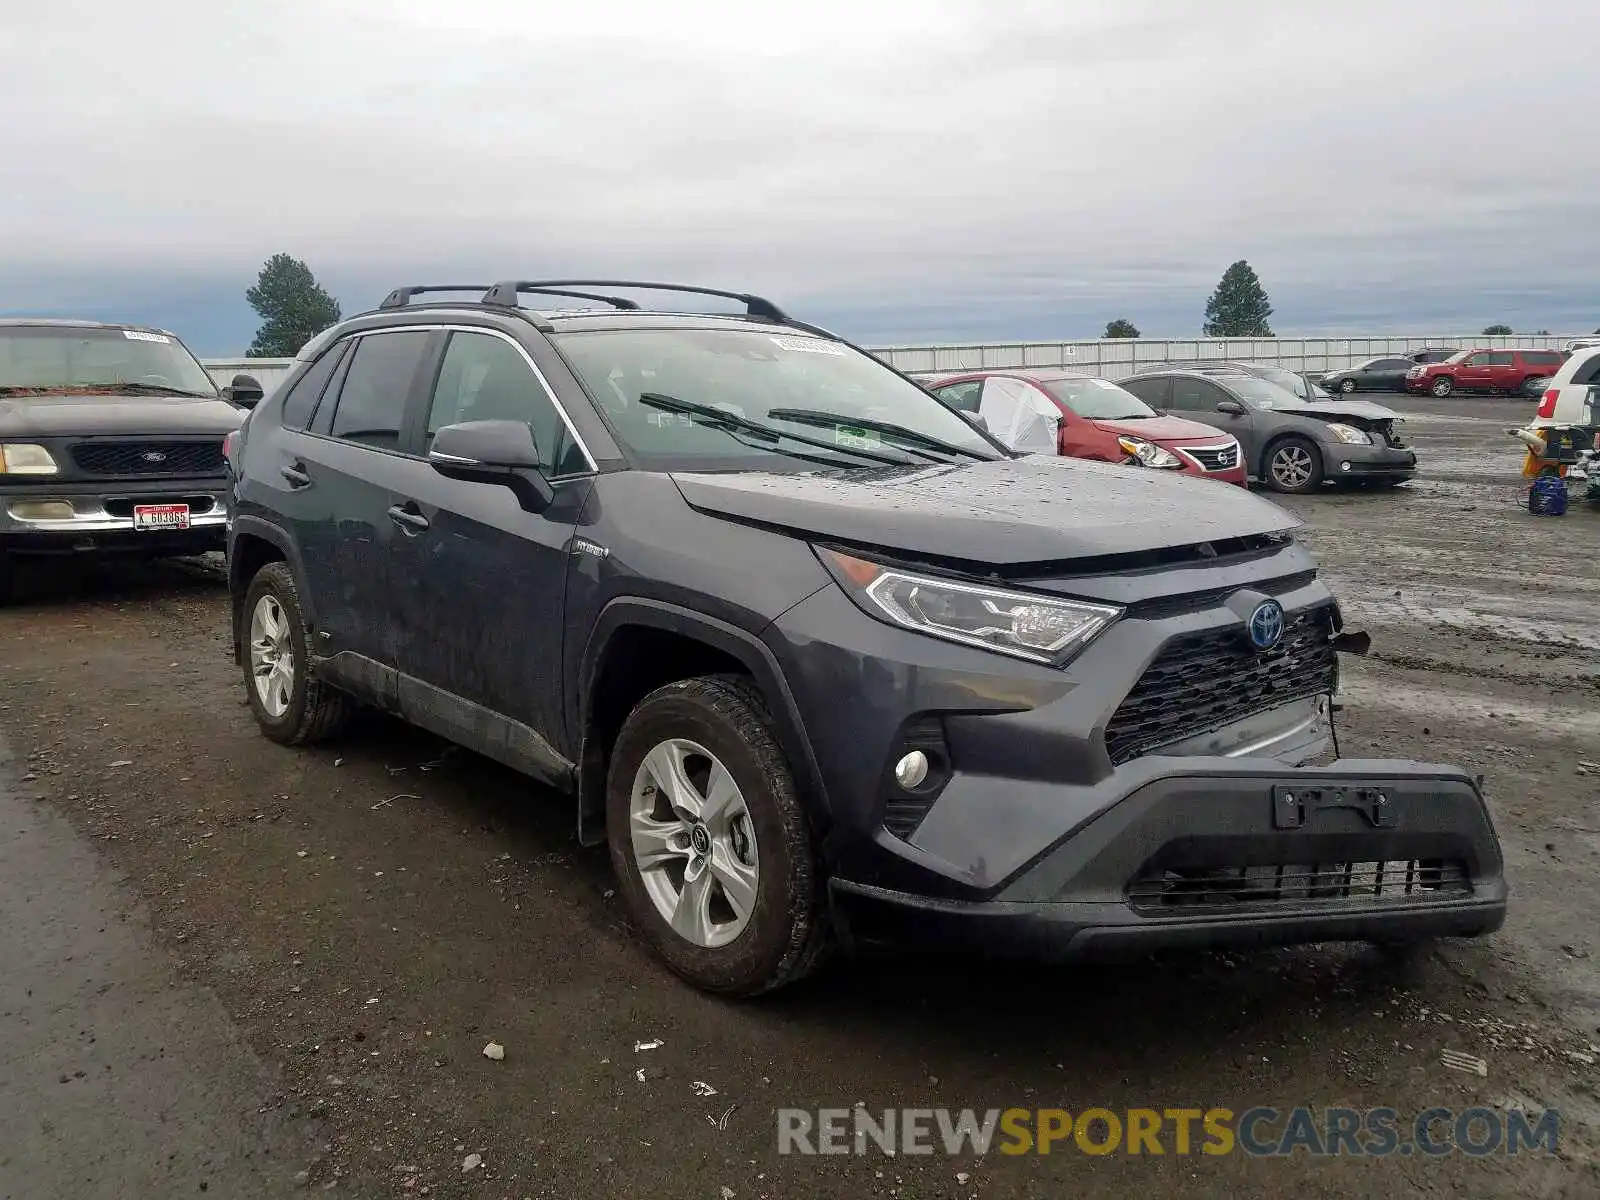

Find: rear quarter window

[1523,351,1563,367]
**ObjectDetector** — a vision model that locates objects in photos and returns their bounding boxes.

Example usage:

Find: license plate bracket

[132,503,190,531]
[1272,783,1397,830]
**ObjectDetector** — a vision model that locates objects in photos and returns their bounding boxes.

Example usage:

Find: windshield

[1041,376,1157,420]
[1228,377,1309,409]
[1246,364,1318,399]
[0,326,218,396]
[550,327,1000,470]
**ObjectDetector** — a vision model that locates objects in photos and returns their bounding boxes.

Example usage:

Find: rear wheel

[241,562,351,745]
[1430,377,1454,398]
[1264,437,1324,494]
[606,675,829,996]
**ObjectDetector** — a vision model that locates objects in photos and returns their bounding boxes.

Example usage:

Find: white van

[1516,346,1600,503]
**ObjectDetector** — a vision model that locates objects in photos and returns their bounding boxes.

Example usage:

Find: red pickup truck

[1406,348,1567,398]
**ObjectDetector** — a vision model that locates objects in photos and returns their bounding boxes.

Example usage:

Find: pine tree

[1202,261,1274,337]
[246,254,342,357]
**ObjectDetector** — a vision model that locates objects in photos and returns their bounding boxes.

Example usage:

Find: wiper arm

[109,382,214,397]
[764,408,992,461]
[637,393,918,467]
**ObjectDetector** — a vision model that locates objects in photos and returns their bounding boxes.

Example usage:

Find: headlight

[0,444,59,474]
[818,548,1121,664]
[1115,436,1183,469]
[1324,423,1369,444]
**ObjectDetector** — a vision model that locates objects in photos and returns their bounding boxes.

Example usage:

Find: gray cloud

[2,0,1596,347]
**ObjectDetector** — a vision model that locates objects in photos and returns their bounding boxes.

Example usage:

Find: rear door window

[324,331,431,451]
[279,343,349,430]
[1121,376,1170,407]
[1487,352,1515,366]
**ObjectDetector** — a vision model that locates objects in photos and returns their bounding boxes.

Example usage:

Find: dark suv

[225,280,1507,995]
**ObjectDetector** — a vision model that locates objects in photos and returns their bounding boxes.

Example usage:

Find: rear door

[283,328,437,700]
[1369,358,1413,390]
[384,327,593,779]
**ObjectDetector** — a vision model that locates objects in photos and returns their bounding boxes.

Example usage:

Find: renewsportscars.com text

[777,1106,1559,1158]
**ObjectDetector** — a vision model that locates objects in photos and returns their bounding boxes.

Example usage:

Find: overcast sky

[2,0,1595,354]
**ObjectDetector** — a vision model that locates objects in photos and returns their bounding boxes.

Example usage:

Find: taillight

[1537,389,1560,419]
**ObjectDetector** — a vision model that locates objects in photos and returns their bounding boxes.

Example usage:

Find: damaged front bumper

[831,758,1507,960]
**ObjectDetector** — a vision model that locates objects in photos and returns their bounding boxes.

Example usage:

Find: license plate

[133,503,190,531]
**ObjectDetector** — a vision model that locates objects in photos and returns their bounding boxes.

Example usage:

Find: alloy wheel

[1271,445,1315,490]
[629,737,760,948]
[248,593,295,718]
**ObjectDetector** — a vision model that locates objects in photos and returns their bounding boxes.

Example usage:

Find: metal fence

[200,332,1588,396]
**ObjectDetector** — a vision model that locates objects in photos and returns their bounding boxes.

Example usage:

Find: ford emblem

[142,451,168,463]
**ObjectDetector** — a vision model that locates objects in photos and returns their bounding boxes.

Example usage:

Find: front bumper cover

[830,758,1506,959]
[1323,442,1417,476]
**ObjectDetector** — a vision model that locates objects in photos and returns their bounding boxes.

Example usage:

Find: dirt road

[1,396,1597,1198]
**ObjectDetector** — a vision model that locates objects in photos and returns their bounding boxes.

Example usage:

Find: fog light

[9,500,75,521]
[893,750,930,789]
[1339,461,1352,472]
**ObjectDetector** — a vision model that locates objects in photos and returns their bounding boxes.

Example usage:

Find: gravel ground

[1,395,1598,1199]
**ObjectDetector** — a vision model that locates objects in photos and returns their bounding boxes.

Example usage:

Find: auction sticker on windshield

[122,330,173,343]
[133,503,189,531]
[834,426,882,450]
[770,336,846,356]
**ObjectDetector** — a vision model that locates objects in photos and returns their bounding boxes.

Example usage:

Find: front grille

[71,440,225,477]
[1104,605,1337,764]
[1127,859,1469,914]
[1183,443,1239,471]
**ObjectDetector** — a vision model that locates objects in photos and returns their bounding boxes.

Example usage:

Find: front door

[386,328,592,782]
[1457,352,1494,390]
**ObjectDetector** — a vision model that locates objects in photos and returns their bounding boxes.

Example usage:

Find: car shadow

[1,553,226,607]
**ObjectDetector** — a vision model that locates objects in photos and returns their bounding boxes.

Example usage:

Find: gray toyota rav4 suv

[225,280,1506,996]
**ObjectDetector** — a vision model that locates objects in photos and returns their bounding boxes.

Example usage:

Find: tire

[0,553,13,607]
[1430,377,1454,398]
[1264,436,1324,494]
[605,674,829,996]
[240,561,351,745]
[1339,378,1357,394]
[1521,376,1550,399]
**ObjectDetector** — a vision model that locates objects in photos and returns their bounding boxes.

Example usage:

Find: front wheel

[1430,377,1455,398]
[1264,437,1324,494]
[1339,378,1358,394]
[1521,376,1550,398]
[606,675,829,996]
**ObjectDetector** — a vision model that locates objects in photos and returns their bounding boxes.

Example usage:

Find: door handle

[280,462,311,488]
[387,503,430,533]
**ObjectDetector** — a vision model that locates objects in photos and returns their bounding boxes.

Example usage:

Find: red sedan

[922,369,1247,485]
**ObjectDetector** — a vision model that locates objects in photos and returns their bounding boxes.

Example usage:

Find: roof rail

[379,284,492,309]
[480,279,791,322]
[512,287,641,311]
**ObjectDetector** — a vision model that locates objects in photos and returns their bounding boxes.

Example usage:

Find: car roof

[0,316,178,337]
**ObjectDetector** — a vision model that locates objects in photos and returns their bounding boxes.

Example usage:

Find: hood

[0,393,244,438]
[670,455,1300,566]
[1088,414,1232,443]
[1291,399,1398,422]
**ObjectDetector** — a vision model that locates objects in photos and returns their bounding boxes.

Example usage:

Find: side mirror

[1217,400,1246,415]
[429,420,554,513]
[226,373,265,409]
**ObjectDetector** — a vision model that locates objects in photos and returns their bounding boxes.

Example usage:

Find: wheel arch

[228,518,311,664]
[1258,427,1324,482]
[574,598,830,847]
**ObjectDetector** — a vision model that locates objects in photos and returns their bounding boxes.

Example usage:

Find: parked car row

[1321,347,1567,398]
[915,363,1414,494]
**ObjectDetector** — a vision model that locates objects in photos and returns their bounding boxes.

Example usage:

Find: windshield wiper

[0,382,212,398]
[764,408,992,461]
[637,393,919,468]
